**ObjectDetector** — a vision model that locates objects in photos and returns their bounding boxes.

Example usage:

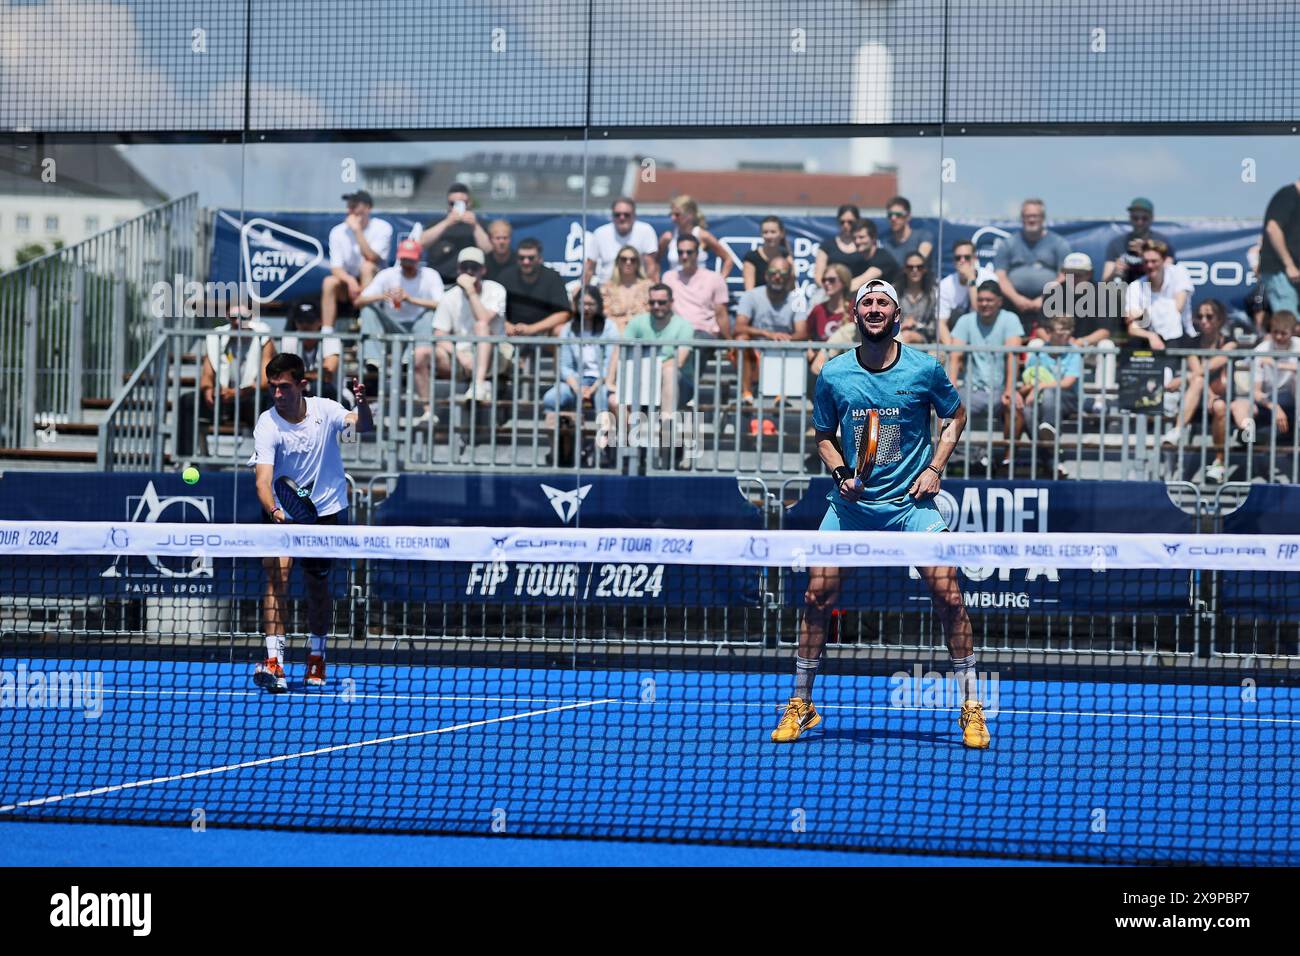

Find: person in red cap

[355,238,445,424]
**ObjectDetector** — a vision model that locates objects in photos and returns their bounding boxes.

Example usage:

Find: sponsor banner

[210,211,1262,310]
[782,480,1198,613]
[0,520,1291,572]
[1221,485,1300,619]
[0,472,313,599]
[368,473,763,606]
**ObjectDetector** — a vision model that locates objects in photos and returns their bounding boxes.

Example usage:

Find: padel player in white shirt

[250,352,373,693]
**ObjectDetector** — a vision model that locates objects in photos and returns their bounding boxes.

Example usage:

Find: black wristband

[926,465,943,478]
[831,466,854,484]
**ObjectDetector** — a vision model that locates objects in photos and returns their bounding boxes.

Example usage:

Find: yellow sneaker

[959,700,990,749]
[770,697,822,743]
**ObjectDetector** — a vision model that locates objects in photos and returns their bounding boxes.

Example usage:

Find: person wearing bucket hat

[769,272,990,750]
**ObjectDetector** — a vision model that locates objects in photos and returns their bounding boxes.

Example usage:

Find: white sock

[309,634,327,658]
[951,655,979,704]
[265,634,285,663]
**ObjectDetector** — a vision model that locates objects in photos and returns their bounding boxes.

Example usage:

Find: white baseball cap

[855,278,899,307]
[1062,251,1093,273]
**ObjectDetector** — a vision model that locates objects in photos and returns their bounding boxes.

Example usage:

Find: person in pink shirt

[662,234,731,339]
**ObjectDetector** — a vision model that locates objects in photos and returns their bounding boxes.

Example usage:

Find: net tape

[5,521,1299,571]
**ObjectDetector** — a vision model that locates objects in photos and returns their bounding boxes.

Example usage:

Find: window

[15,214,30,234]
[84,216,100,234]
[45,215,59,234]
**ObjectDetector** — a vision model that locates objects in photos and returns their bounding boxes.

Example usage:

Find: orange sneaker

[306,654,326,688]
[253,658,287,693]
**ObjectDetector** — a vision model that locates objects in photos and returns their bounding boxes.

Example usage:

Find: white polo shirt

[328,218,394,276]
[251,397,350,517]
[588,220,658,284]
[361,264,444,322]
[433,281,508,348]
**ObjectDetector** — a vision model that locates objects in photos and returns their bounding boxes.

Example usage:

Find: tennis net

[0,520,1296,864]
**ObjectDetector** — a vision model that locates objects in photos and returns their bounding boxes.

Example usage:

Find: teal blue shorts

[819,495,948,533]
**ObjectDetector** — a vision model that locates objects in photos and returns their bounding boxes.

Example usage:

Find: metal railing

[105,327,1300,491]
[0,193,199,450]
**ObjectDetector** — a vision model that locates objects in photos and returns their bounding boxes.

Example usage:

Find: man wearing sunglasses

[879,196,935,272]
[584,197,660,286]
[937,239,996,330]
[734,256,809,403]
[1103,198,1175,284]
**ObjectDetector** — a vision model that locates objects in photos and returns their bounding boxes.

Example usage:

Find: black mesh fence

[2,1,1295,135]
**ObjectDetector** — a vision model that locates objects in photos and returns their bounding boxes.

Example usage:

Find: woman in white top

[1125,239,1194,349]
[658,195,733,276]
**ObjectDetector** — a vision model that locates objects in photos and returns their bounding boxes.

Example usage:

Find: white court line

[0,698,614,813]
[100,688,599,706]
[92,686,1300,725]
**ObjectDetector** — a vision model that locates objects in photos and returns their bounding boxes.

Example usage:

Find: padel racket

[854,409,881,490]
[274,476,318,524]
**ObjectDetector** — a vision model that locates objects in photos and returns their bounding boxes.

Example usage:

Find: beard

[856,314,894,342]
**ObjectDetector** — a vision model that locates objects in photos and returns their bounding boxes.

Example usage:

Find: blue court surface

[1,658,1295,866]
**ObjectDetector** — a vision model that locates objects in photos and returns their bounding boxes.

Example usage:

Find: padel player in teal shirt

[770,279,991,749]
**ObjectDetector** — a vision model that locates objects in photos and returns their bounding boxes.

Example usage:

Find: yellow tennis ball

[182,466,200,485]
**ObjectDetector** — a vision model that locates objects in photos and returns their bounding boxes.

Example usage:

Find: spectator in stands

[948,281,1026,466]
[1125,239,1194,350]
[354,239,444,421]
[1016,315,1081,448]
[659,195,733,277]
[611,282,696,417]
[542,285,618,461]
[994,198,1070,332]
[499,238,572,338]
[600,244,653,332]
[279,299,341,402]
[743,216,792,290]
[1103,198,1175,283]
[177,305,275,459]
[662,234,730,339]
[484,219,517,281]
[433,247,510,404]
[1233,309,1298,438]
[1259,178,1300,316]
[849,219,900,292]
[880,196,935,271]
[897,252,943,345]
[1164,298,1236,450]
[584,197,659,286]
[813,204,863,288]
[420,182,492,285]
[1042,252,1120,346]
[321,190,393,332]
[807,263,853,376]
[734,255,808,403]
[937,239,995,331]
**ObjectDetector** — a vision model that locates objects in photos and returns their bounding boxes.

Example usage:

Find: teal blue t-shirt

[950,309,1026,391]
[813,344,961,505]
